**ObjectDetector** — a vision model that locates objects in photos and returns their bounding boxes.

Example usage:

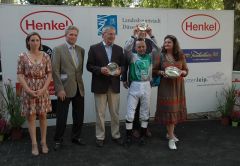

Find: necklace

[28,52,42,64]
[166,54,175,64]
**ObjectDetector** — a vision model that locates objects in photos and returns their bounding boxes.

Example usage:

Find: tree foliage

[138,0,224,9]
[23,0,240,70]
[26,0,132,7]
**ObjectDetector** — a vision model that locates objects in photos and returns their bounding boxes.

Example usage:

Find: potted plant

[216,85,237,125]
[231,110,240,127]
[0,79,25,140]
[0,116,7,142]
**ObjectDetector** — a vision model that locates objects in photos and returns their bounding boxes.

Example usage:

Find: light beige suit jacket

[52,43,85,97]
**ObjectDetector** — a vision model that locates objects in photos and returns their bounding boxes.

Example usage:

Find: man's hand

[123,81,129,89]
[133,26,139,37]
[58,90,66,101]
[101,67,110,76]
[113,67,121,76]
[146,27,153,37]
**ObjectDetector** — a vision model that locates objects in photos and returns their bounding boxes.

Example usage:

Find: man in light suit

[52,25,85,150]
[87,26,125,147]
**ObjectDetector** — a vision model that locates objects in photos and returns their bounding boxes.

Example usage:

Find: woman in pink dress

[17,32,52,156]
[153,35,188,150]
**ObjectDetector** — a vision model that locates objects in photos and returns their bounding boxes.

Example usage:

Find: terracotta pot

[11,128,23,140]
[221,117,230,126]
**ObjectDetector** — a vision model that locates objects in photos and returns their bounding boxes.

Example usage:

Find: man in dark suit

[52,25,85,150]
[87,26,124,147]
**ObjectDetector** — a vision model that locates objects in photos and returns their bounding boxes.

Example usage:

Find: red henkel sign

[182,14,220,39]
[20,11,73,40]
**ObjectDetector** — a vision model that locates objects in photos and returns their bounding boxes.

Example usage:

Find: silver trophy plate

[165,66,181,77]
[138,22,148,31]
[107,62,119,75]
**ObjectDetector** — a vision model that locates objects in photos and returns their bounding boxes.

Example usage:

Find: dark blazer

[87,42,124,94]
[52,43,85,97]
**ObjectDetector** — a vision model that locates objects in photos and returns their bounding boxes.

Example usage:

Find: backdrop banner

[0,5,234,125]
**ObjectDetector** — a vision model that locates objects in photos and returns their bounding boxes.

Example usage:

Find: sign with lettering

[0,5,234,125]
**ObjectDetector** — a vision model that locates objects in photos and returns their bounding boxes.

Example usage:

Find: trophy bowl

[107,62,119,75]
[165,66,181,78]
[138,22,148,31]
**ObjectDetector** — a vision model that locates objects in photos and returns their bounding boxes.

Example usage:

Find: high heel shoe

[32,144,39,156]
[168,139,177,150]
[41,143,49,154]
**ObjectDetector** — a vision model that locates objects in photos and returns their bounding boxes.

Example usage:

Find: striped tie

[71,46,78,67]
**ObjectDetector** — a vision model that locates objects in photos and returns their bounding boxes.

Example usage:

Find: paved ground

[0,120,240,166]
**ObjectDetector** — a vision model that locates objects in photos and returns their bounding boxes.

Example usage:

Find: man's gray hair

[65,25,79,35]
[102,25,116,34]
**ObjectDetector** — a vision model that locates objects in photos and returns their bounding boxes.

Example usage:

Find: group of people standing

[17,24,188,156]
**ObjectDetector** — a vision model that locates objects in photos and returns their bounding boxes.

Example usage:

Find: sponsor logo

[97,15,118,35]
[183,48,221,63]
[185,72,226,87]
[20,11,73,40]
[182,14,220,39]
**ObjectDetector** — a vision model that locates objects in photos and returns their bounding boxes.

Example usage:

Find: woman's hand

[158,70,167,77]
[36,87,47,97]
[180,70,187,76]
[27,89,38,97]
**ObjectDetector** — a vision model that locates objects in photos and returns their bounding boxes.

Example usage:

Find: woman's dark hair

[25,32,42,51]
[162,35,183,61]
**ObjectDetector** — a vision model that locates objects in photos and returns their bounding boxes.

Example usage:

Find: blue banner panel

[183,49,221,63]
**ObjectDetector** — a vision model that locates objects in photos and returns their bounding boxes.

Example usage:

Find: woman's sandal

[32,144,39,156]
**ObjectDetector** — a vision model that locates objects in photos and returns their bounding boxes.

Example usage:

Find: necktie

[71,46,78,67]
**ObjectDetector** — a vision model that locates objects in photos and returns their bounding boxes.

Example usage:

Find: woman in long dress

[153,35,188,150]
[17,32,52,156]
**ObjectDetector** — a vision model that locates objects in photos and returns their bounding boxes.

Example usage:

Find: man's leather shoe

[112,137,123,145]
[72,138,86,146]
[132,130,140,138]
[53,142,62,151]
[139,136,146,146]
[123,137,132,148]
[146,128,152,137]
[96,139,104,147]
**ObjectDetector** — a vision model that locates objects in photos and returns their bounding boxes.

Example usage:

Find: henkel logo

[20,11,73,40]
[182,14,220,39]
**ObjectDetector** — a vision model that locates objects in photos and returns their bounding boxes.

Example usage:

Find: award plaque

[165,66,181,78]
[107,62,119,75]
[138,21,148,31]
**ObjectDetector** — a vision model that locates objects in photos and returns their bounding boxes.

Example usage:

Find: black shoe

[112,137,123,145]
[123,137,132,148]
[72,138,86,146]
[139,137,146,146]
[96,139,104,147]
[53,142,62,151]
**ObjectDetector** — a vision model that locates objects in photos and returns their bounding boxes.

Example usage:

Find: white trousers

[126,81,151,129]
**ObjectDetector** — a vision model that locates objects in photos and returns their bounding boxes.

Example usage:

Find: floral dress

[17,52,52,115]
[154,53,188,125]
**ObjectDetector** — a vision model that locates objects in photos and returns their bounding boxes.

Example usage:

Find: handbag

[151,54,163,87]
